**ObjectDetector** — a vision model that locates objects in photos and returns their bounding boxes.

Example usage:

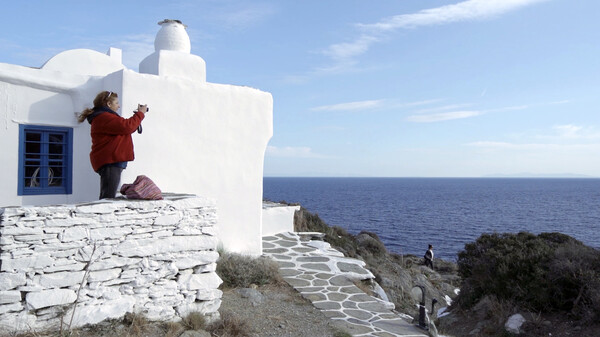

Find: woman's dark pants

[98,166,123,199]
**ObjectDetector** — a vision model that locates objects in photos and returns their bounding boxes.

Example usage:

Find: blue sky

[1,0,599,177]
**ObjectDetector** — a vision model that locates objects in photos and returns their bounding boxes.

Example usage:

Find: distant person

[424,244,434,270]
[78,91,147,199]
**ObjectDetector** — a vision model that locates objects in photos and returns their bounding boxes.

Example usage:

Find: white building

[0,20,274,255]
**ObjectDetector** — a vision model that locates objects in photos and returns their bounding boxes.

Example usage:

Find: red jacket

[88,110,145,172]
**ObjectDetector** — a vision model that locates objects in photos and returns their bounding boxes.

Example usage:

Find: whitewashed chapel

[0,20,290,255]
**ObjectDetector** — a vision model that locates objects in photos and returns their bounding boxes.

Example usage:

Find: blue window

[18,125,73,195]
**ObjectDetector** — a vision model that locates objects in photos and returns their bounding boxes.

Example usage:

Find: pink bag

[120,175,163,200]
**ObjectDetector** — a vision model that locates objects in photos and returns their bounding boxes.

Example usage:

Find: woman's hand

[137,104,148,113]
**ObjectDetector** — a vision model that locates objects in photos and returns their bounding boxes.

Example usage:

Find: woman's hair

[77,91,119,123]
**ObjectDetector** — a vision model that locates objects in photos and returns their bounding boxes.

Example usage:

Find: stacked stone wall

[0,195,221,332]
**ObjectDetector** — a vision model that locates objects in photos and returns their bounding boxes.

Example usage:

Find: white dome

[154,19,191,53]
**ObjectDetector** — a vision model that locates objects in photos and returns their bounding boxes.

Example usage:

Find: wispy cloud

[266,146,326,158]
[311,99,384,112]
[359,0,548,32]
[406,99,570,123]
[214,4,276,30]
[414,103,474,114]
[467,141,600,151]
[322,0,549,70]
[552,124,600,140]
[407,110,482,122]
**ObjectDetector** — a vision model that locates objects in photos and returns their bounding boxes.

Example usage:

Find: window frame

[18,124,73,195]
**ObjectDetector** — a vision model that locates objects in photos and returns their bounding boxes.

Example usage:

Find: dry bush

[122,312,151,336]
[181,312,206,331]
[217,252,283,289]
[163,321,185,337]
[207,309,251,337]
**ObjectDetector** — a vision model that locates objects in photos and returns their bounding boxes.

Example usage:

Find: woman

[78,91,147,199]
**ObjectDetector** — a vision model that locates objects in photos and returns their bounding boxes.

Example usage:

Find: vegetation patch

[207,309,251,337]
[456,231,600,323]
[216,251,283,289]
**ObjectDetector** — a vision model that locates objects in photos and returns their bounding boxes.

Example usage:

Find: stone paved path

[262,232,428,337]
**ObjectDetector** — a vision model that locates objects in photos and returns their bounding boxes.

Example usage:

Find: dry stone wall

[0,194,221,332]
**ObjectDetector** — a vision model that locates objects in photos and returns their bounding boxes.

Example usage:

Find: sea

[263,177,600,261]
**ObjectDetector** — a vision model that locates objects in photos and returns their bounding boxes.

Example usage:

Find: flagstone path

[262,232,429,337]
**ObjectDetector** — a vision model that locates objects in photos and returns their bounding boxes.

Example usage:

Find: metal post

[416,285,428,331]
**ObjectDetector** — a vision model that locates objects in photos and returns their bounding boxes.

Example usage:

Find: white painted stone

[131,226,157,234]
[88,256,141,271]
[0,235,15,245]
[134,287,149,294]
[2,226,43,235]
[1,254,53,272]
[178,272,222,290]
[1,243,29,251]
[194,262,217,274]
[102,286,122,300]
[49,248,80,258]
[144,304,177,321]
[2,208,26,217]
[0,291,21,304]
[119,285,135,295]
[117,236,219,257]
[505,313,526,334]
[75,244,113,262]
[170,197,215,210]
[172,251,219,269]
[17,285,44,292]
[152,293,186,307]
[0,311,37,331]
[33,241,85,252]
[26,289,77,310]
[45,217,97,227]
[201,226,218,236]
[152,230,174,238]
[0,302,24,314]
[11,248,35,257]
[0,272,26,291]
[196,289,223,301]
[148,285,178,298]
[154,213,182,226]
[88,268,122,282]
[14,234,57,242]
[44,261,86,273]
[176,298,221,317]
[66,296,135,328]
[60,226,89,242]
[39,271,86,288]
[174,227,204,236]
[120,268,141,279]
[76,203,119,214]
[90,226,132,241]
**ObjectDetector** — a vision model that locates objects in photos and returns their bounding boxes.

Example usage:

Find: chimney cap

[158,19,187,28]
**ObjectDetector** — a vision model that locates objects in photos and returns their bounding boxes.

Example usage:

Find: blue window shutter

[18,125,73,195]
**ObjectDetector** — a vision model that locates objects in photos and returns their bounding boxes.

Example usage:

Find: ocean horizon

[263,177,600,261]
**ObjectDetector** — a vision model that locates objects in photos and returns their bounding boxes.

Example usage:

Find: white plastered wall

[0,63,104,206]
[116,69,273,255]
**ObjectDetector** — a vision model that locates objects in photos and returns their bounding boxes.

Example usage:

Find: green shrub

[456,231,600,322]
[216,252,283,289]
[294,207,359,257]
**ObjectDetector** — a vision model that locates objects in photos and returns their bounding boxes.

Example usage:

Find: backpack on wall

[120,175,163,200]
